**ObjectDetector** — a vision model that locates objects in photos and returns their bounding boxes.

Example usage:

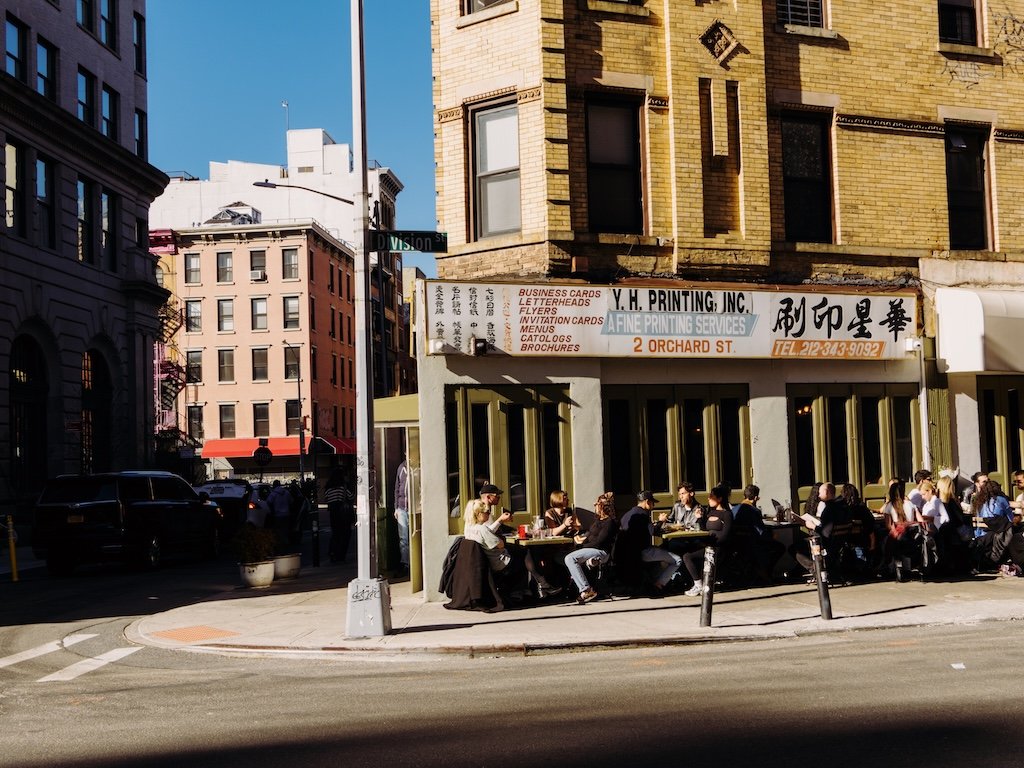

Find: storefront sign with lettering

[425,282,918,360]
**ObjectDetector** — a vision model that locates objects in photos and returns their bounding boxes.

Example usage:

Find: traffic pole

[699,545,716,627]
[809,534,833,620]
[6,514,18,582]
[311,515,321,568]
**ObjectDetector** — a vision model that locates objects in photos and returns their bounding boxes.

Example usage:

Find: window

[251,297,268,330]
[790,384,920,507]
[181,253,199,284]
[77,0,95,32]
[604,385,749,503]
[100,188,117,270]
[945,125,989,250]
[253,403,270,437]
[35,157,55,249]
[250,249,266,275]
[939,0,977,45]
[473,103,520,238]
[132,13,145,74]
[781,113,833,243]
[99,0,116,49]
[219,404,236,439]
[217,349,234,382]
[134,110,147,159]
[777,0,824,27]
[184,299,202,332]
[283,296,300,329]
[4,141,26,238]
[77,68,96,127]
[330,307,336,338]
[445,386,574,523]
[5,16,27,82]
[77,176,96,263]
[101,85,119,140]
[328,265,335,293]
[185,350,202,382]
[285,400,301,436]
[216,251,233,282]
[251,348,268,381]
[586,98,643,234]
[186,404,203,439]
[309,296,316,330]
[308,249,315,282]
[217,299,234,332]
[282,247,299,279]
[284,346,300,380]
[330,352,338,385]
[36,39,57,100]
[466,0,512,11]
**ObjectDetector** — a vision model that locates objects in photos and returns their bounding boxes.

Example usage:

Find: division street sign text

[371,230,448,253]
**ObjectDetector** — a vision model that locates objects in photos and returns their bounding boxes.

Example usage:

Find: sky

[146,0,437,275]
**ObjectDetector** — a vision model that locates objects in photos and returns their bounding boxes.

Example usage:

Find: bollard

[808,534,833,620]
[6,514,18,582]
[699,545,717,627]
[311,516,320,568]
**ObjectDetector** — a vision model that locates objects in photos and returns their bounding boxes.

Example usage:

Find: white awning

[936,287,1024,373]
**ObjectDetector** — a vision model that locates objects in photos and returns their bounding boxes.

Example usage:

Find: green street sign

[371,230,448,253]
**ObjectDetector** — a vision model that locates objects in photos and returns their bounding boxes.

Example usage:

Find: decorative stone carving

[700,20,740,65]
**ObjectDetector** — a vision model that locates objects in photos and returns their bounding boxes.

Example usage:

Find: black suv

[33,471,223,575]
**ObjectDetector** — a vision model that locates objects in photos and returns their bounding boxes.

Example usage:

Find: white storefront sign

[425,281,918,360]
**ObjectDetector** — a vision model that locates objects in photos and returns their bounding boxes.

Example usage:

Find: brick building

[413,0,1024,597]
[1,1,167,510]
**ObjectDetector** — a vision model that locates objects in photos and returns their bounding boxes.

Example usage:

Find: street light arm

[252,180,354,206]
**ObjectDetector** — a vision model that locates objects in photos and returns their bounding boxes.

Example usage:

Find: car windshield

[38,477,118,504]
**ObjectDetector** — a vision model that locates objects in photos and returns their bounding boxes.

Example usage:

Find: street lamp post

[248,1,391,636]
[282,340,305,480]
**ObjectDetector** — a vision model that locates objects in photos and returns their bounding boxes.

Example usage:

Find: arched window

[10,336,48,492]
[81,350,113,473]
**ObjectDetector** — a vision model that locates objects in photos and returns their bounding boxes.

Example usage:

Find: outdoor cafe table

[653,528,711,545]
[504,534,575,546]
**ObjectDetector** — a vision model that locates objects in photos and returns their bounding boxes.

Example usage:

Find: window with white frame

[465,0,512,13]
[251,347,268,381]
[253,403,270,437]
[185,350,202,382]
[283,296,300,329]
[251,297,268,330]
[216,251,233,282]
[185,299,202,332]
[184,253,200,284]
[218,404,235,439]
[217,299,234,332]
[217,349,234,382]
[284,346,300,380]
[282,247,299,279]
[473,102,520,239]
[187,404,203,439]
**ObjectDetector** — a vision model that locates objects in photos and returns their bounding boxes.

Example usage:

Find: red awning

[199,436,355,459]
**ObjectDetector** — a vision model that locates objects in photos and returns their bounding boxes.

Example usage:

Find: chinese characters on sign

[425,282,918,360]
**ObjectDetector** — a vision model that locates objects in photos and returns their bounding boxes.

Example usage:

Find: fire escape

[153,299,198,453]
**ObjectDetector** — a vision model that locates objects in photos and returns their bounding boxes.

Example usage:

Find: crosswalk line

[0,633,97,669]
[37,646,142,682]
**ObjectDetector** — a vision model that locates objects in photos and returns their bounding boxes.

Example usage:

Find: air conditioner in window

[250,270,267,282]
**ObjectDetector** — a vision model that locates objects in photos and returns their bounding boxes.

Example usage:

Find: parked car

[32,471,223,575]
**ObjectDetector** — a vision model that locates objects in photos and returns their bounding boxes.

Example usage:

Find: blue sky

[147,0,437,275]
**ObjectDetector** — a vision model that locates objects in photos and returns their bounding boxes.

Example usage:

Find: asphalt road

[2,559,1023,768]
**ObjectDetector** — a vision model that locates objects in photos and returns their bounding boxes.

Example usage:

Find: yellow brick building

[413,0,1024,595]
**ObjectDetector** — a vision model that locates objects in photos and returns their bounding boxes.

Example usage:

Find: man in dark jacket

[617,490,681,594]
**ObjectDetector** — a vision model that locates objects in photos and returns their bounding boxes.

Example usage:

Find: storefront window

[646,399,670,493]
[682,399,706,490]
[826,396,850,485]
[978,378,1024,482]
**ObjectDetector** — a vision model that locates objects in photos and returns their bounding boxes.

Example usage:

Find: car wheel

[140,534,162,570]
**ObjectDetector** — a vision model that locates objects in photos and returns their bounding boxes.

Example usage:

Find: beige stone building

[408,0,1024,597]
[1,1,167,516]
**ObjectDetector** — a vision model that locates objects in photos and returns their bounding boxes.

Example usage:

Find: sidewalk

[126,564,1024,659]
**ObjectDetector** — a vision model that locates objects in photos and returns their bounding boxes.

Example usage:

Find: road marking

[0,634,97,669]
[37,647,141,682]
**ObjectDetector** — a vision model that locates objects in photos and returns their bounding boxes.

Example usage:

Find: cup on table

[517,524,529,539]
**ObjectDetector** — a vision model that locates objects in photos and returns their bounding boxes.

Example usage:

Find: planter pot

[239,560,275,588]
[273,553,302,580]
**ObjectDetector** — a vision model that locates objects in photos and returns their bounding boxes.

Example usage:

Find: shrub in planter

[231,524,277,564]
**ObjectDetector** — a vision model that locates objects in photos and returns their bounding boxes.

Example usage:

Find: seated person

[564,497,618,604]
[617,490,681,595]
[669,482,704,530]
[837,483,877,579]
[729,484,784,585]
[464,499,562,600]
[683,483,734,596]
[544,489,577,536]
